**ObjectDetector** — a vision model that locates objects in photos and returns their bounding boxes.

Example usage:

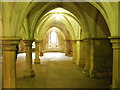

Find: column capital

[35,40,40,43]
[65,40,71,41]
[79,40,84,41]
[1,38,20,88]
[39,40,43,43]
[0,38,20,51]
[71,40,77,43]
[84,38,91,41]
[23,40,34,46]
[35,41,40,46]
[108,37,120,49]
[91,38,108,40]
[76,40,84,42]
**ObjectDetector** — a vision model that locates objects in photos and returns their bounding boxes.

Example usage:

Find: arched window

[50,31,57,43]
[49,31,58,47]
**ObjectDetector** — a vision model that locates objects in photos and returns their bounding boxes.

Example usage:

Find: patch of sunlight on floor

[40,52,72,61]
[17,52,72,63]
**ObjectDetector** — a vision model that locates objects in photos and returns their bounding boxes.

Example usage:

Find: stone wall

[90,38,113,79]
[43,34,65,52]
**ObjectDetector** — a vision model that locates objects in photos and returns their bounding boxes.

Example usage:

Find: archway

[1,2,119,89]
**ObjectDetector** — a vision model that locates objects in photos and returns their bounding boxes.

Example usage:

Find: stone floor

[15,52,111,88]
[0,61,2,89]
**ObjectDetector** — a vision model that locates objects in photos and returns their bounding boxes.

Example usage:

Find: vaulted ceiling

[1,1,119,40]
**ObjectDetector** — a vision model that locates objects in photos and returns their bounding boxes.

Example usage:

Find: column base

[40,53,43,56]
[76,62,85,67]
[90,70,98,78]
[24,70,35,78]
[34,59,40,64]
[65,53,72,57]
[68,54,72,57]
[72,57,76,61]
[90,70,112,78]
[65,53,68,56]
[83,67,90,73]
[76,60,80,66]
[69,53,73,57]
[83,68,90,76]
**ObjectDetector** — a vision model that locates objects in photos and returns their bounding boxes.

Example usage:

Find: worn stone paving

[16,53,111,88]
[0,61,2,89]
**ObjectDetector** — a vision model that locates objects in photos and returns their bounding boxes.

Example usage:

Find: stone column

[19,40,25,53]
[109,37,120,88]
[76,40,80,65]
[76,40,85,66]
[1,38,20,88]
[89,39,95,77]
[65,40,69,56]
[84,39,91,73]
[79,40,85,66]
[65,40,68,56]
[69,40,73,56]
[63,40,66,53]
[34,41,40,64]
[24,40,35,77]
[65,40,72,56]
[72,40,76,61]
[40,40,43,56]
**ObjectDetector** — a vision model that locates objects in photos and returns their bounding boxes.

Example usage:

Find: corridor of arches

[0,1,119,89]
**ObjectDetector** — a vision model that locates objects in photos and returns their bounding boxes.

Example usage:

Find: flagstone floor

[16,52,111,88]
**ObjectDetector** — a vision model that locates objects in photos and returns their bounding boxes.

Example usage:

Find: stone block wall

[90,38,113,79]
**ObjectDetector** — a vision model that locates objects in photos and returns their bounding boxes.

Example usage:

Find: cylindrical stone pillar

[84,39,91,73]
[65,40,69,56]
[1,38,20,88]
[69,40,73,57]
[89,39,96,77]
[76,40,80,65]
[109,37,120,89]
[79,40,85,66]
[65,40,72,56]
[40,40,43,56]
[24,40,35,77]
[34,41,40,64]
[72,40,76,61]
